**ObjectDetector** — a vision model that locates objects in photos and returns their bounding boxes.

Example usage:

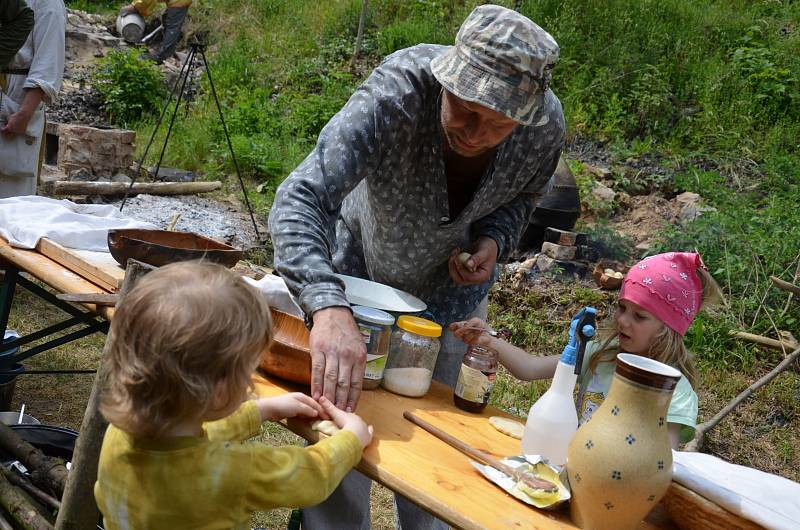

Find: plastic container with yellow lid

[382,316,442,397]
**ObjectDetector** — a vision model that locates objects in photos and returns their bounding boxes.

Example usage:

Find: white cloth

[242,274,304,318]
[672,450,800,530]
[1,0,66,192]
[4,0,66,106]
[0,196,156,251]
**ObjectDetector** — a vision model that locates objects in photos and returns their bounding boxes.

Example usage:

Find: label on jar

[454,363,496,404]
[364,353,387,380]
[358,323,386,381]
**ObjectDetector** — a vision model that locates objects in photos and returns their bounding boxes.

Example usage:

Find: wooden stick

[771,275,800,296]
[0,471,54,530]
[729,330,799,352]
[0,512,13,530]
[55,293,118,306]
[685,345,800,452]
[403,411,556,492]
[44,180,222,197]
[166,213,181,231]
[55,260,154,530]
[0,424,67,498]
[1,468,60,511]
[349,0,368,69]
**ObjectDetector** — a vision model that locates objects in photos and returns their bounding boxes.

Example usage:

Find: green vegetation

[94,49,166,127]
[78,0,799,487]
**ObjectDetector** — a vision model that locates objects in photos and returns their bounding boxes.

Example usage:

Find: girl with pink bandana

[451,252,723,449]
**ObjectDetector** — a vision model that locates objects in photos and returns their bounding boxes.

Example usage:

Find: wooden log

[55,260,154,530]
[0,425,67,498]
[44,180,222,197]
[771,275,800,296]
[0,471,54,530]
[0,468,60,512]
[729,330,799,351]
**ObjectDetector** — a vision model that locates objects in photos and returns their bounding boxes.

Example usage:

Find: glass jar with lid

[382,315,442,397]
[351,305,395,390]
[454,345,498,413]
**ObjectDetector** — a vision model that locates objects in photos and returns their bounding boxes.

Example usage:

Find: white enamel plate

[334,273,427,313]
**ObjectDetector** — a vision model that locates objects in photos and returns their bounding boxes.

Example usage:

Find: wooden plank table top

[36,238,125,293]
[0,237,115,320]
[253,373,676,530]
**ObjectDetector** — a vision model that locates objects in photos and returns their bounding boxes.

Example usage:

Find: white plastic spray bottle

[521,307,597,466]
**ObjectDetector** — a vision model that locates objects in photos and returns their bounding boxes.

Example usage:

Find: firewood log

[0,424,66,497]
[0,471,53,530]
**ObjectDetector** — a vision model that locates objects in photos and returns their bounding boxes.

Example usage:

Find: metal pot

[116,11,145,43]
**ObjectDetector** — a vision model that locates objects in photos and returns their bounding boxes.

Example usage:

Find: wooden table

[0,240,677,528]
[254,373,676,530]
[0,237,117,320]
[0,238,117,364]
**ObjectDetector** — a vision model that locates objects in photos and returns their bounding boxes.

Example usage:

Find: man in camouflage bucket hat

[269,5,565,528]
[431,3,559,125]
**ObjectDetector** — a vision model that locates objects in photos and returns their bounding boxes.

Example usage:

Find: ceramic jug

[566,353,682,530]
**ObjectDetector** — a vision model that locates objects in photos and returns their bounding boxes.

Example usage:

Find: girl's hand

[449,317,496,347]
[258,392,326,422]
[319,396,373,448]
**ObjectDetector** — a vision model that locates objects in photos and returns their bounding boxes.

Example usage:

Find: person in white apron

[0,0,65,198]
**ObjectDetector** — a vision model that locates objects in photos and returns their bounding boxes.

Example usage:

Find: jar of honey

[454,345,498,413]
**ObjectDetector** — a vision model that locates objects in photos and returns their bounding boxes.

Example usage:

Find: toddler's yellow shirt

[95,400,363,529]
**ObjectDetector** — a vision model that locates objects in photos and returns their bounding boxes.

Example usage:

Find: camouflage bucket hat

[431,4,560,125]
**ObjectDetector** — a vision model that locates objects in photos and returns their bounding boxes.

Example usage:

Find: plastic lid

[396,315,442,338]
[352,305,395,326]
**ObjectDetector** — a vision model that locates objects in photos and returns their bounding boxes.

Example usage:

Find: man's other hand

[309,307,367,412]
[0,109,32,137]
[448,236,498,286]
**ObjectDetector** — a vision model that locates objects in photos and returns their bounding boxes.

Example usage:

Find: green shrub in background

[94,49,166,126]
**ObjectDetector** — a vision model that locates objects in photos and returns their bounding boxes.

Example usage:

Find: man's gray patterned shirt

[268,44,565,324]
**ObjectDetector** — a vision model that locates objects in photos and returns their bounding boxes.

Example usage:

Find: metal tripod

[120,39,261,240]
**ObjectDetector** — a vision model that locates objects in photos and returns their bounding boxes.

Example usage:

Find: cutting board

[36,238,125,292]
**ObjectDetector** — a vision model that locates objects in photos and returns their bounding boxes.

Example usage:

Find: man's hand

[0,109,33,137]
[448,236,499,285]
[257,392,325,422]
[309,307,367,412]
[1,88,44,138]
[119,4,138,16]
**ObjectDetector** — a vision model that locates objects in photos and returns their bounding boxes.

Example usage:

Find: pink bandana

[620,252,705,336]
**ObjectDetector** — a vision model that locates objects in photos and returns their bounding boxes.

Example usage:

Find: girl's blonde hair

[588,267,723,389]
[101,261,272,437]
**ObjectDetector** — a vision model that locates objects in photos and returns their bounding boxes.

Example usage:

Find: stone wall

[55,123,135,178]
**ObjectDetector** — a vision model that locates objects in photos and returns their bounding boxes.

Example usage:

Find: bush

[94,49,166,126]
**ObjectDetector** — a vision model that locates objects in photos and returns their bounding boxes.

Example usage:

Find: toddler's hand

[449,317,496,347]
[259,392,325,422]
[319,396,373,448]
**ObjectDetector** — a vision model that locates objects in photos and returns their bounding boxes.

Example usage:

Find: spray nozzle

[559,307,597,371]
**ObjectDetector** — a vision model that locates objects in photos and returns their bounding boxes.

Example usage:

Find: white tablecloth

[0,196,155,251]
[673,450,800,530]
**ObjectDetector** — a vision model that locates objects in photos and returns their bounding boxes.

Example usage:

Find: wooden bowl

[107,229,242,269]
[592,259,626,290]
[661,482,763,530]
[259,309,311,385]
